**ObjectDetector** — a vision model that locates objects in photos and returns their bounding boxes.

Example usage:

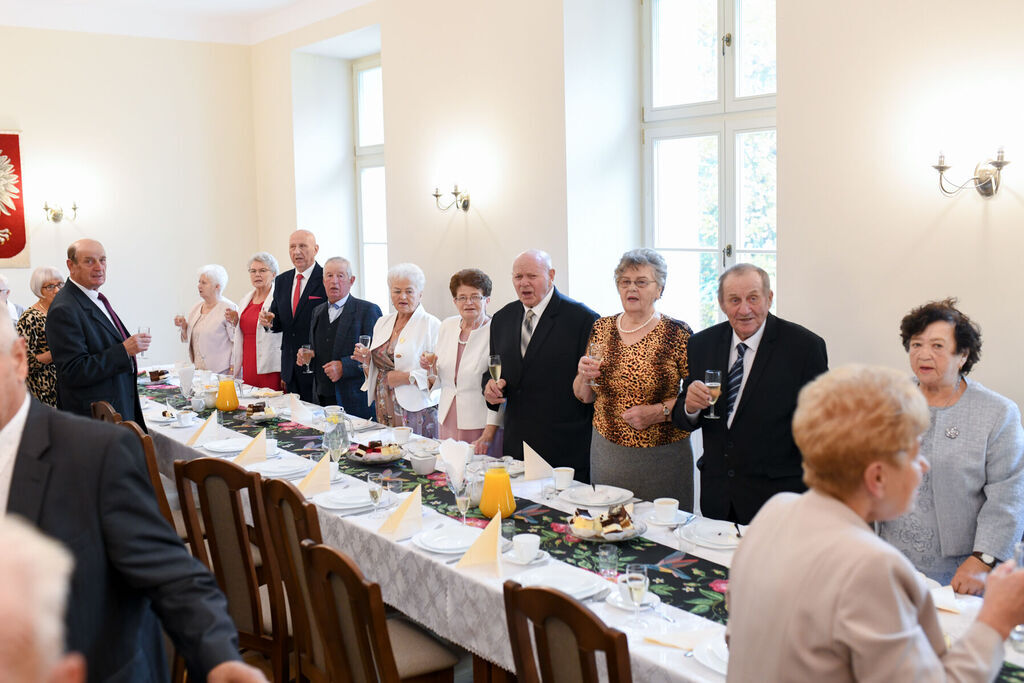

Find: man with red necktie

[46,239,152,426]
[260,229,325,401]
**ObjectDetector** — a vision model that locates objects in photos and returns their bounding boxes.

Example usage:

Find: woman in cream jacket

[228,253,283,389]
[173,264,237,374]
[355,263,440,437]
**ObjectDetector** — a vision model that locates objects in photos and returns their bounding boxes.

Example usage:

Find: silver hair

[387,263,426,292]
[0,515,74,670]
[717,263,771,303]
[29,266,64,298]
[248,252,279,276]
[197,264,229,292]
[324,257,355,279]
[515,249,553,271]
[613,248,668,291]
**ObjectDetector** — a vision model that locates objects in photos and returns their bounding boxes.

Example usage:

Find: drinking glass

[1012,542,1024,652]
[357,335,372,369]
[622,563,649,628]
[310,408,327,461]
[387,479,404,509]
[597,544,619,580]
[300,345,314,374]
[587,342,604,388]
[179,364,195,401]
[451,478,471,526]
[367,473,385,518]
[705,370,723,419]
[138,326,151,359]
[488,355,502,383]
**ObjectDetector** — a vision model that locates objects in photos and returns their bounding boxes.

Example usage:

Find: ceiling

[0,0,374,45]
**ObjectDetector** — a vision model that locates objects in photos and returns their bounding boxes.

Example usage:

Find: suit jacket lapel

[732,314,777,424]
[333,299,356,357]
[67,281,121,342]
[7,400,53,523]
[279,271,296,328]
[522,289,561,367]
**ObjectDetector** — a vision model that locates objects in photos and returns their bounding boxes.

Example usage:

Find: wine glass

[622,563,649,629]
[300,344,314,374]
[488,354,502,383]
[587,342,604,388]
[367,473,385,518]
[357,335,372,369]
[138,326,151,359]
[704,370,723,420]
[179,364,195,402]
[452,478,470,526]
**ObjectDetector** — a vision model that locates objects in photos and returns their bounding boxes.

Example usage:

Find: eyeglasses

[248,268,272,275]
[41,283,64,292]
[454,294,485,304]
[616,278,655,290]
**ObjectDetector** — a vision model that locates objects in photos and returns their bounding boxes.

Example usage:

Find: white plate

[605,590,661,611]
[169,421,199,429]
[138,375,171,385]
[203,438,252,453]
[685,519,742,548]
[646,511,694,527]
[314,488,374,509]
[693,635,729,675]
[413,525,483,553]
[502,549,550,567]
[148,414,175,423]
[514,565,607,601]
[247,460,310,479]
[559,485,633,507]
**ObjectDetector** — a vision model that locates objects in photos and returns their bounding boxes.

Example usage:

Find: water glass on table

[597,544,619,580]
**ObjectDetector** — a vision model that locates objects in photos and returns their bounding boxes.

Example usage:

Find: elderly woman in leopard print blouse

[16,266,64,406]
[573,249,694,508]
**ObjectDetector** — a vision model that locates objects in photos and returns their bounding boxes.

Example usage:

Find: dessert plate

[559,485,633,507]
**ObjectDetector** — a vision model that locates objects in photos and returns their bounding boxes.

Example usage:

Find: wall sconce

[432,185,470,212]
[932,148,1010,197]
[43,201,78,222]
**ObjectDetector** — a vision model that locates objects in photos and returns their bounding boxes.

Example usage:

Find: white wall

[778,0,1024,407]
[0,26,258,364]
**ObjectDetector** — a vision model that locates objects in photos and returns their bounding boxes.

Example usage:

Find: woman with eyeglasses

[573,249,695,506]
[420,268,503,454]
[227,253,283,389]
[16,266,65,406]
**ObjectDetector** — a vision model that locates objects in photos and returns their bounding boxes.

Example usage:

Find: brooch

[945,426,959,439]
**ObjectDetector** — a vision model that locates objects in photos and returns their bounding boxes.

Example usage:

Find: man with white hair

[0,272,24,321]
[0,516,85,683]
[0,318,267,682]
[484,249,599,480]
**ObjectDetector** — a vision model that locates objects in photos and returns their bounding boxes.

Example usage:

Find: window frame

[352,54,387,310]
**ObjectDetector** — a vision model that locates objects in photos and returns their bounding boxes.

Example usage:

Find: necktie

[521,309,536,357]
[292,273,303,315]
[97,291,136,372]
[726,342,748,418]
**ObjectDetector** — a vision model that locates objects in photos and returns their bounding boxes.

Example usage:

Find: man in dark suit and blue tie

[261,229,326,402]
[303,256,382,416]
[484,249,599,481]
[45,239,152,425]
[673,263,828,524]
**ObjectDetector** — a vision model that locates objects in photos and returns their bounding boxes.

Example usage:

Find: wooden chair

[262,478,329,683]
[174,457,290,682]
[91,400,122,424]
[118,420,176,532]
[502,580,633,683]
[301,541,458,683]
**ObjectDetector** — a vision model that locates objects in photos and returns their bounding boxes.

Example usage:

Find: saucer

[502,549,550,566]
[646,511,693,527]
[169,421,198,429]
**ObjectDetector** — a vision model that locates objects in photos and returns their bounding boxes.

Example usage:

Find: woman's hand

[173,315,187,332]
[577,355,601,382]
[224,309,239,326]
[36,351,52,365]
[419,352,437,371]
[621,404,664,431]
[977,561,1024,638]
[258,311,275,328]
[351,345,371,365]
[386,371,410,388]
[952,555,991,595]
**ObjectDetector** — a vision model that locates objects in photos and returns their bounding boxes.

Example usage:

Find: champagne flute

[453,479,471,526]
[488,354,502,383]
[705,370,723,420]
[367,473,385,518]
[138,326,151,359]
[587,342,604,388]
[357,335,372,369]
[300,344,314,374]
[623,563,649,628]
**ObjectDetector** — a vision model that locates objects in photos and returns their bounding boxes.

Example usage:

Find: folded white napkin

[523,441,553,481]
[440,439,470,489]
[931,585,962,614]
[643,627,720,651]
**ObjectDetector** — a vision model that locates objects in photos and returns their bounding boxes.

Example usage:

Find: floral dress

[371,340,438,437]
[17,307,57,406]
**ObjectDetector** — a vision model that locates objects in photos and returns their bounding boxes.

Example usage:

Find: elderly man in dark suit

[672,263,828,524]
[0,318,266,683]
[484,249,598,481]
[45,239,151,425]
[260,229,326,402]
[301,256,382,415]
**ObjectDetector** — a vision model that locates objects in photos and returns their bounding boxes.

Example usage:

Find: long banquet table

[137,377,1024,682]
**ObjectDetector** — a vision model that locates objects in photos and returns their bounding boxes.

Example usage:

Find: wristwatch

[662,402,671,421]
[972,551,998,569]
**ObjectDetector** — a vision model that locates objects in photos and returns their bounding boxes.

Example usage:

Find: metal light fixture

[43,201,77,222]
[932,148,1010,197]
[432,185,470,212]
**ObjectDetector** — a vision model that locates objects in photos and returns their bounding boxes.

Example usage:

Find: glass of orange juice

[479,461,516,520]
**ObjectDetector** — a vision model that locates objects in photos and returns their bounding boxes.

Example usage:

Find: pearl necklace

[616,311,658,335]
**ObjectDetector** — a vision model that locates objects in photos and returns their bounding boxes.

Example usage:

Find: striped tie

[726,342,748,417]
[521,309,536,356]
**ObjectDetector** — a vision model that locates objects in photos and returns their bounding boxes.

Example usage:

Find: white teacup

[266,438,278,455]
[190,397,205,412]
[553,467,575,491]
[512,533,541,563]
[653,497,679,523]
[392,426,413,445]
[176,411,195,427]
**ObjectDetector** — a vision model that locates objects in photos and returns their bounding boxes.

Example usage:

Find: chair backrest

[118,420,175,530]
[91,400,122,424]
[301,540,402,683]
[503,580,633,683]
[262,478,328,682]
[174,458,287,654]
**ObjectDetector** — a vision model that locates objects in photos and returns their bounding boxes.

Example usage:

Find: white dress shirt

[521,286,554,354]
[328,294,350,323]
[0,391,30,514]
[70,278,116,328]
[725,318,766,428]
[292,264,316,304]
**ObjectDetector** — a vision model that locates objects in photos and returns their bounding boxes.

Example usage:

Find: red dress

[239,299,281,390]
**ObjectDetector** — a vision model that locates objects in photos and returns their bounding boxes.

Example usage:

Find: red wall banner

[0,132,27,263]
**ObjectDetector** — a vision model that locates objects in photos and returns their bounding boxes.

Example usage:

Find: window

[353,56,388,312]
[643,0,776,331]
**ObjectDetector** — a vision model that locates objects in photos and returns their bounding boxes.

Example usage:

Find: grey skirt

[589,428,694,511]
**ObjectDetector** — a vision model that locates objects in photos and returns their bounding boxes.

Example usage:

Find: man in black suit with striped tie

[672,263,828,524]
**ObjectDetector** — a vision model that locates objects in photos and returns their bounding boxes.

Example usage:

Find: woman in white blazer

[173,264,237,374]
[355,263,441,437]
[227,253,283,389]
[421,268,503,455]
